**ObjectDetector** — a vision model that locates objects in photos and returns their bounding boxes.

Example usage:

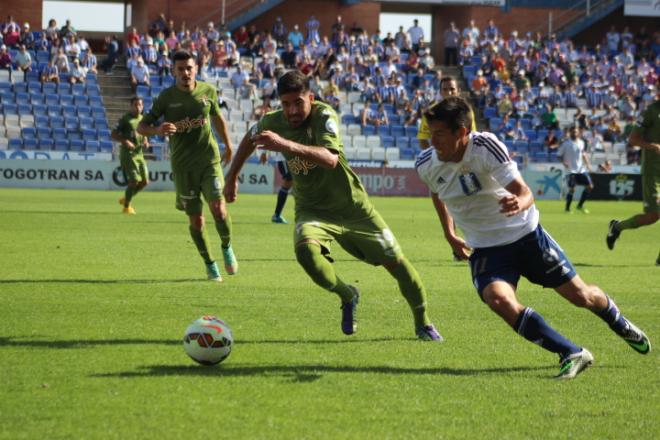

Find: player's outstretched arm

[431,192,471,259]
[252,130,338,169]
[224,132,258,203]
[629,130,660,154]
[500,176,534,217]
[211,114,233,164]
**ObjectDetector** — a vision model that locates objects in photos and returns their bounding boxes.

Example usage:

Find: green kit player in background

[138,50,238,282]
[112,96,149,215]
[224,70,443,340]
[607,79,660,265]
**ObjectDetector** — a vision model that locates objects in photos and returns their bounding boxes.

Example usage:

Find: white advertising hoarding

[624,0,660,16]
[0,160,274,194]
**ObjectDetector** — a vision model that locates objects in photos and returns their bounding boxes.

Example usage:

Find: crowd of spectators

[458,20,660,164]
[0,15,98,84]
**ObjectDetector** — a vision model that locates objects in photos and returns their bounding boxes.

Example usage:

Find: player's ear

[458,126,469,138]
[309,92,315,103]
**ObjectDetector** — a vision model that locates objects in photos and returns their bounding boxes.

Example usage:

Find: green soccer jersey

[115,112,145,161]
[634,100,660,168]
[254,101,372,220]
[141,81,222,171]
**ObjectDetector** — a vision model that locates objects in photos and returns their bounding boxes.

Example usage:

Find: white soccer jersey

[557,139,587,173]
[416,131,539,248]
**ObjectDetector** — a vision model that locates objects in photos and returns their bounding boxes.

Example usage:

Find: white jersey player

[416,97,650,379]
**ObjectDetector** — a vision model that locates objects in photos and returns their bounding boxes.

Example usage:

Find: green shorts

[173,162,224,215]
[641,156,659,214]
[294,209,404,266]
[121,156,148,183]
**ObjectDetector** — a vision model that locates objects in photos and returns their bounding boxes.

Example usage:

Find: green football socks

[387,257,431,329]
[214,214,232,248]
[616,216,640,231]
[189,225,214,264]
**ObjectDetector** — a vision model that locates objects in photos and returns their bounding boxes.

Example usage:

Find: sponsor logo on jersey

[287,155,318,175]
[458,171,482,195]
[168,103,183,108]
[173,116,207,133]
[325,118,338,135]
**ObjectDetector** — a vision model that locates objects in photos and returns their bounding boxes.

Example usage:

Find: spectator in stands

[544,130,560,153]
[142,39,158,65]
[81,46,97,74]
[238,77,258,101]
[513,120,528,142]
[272,17,287,47]
[484,19,499,40]
[541,103,559,130]
[40,58,59,84]
[45,18,59,41]
[101,35,120,73]
[604,118,623,143]
[498,114,516,140]
[261,76,278,101]
[14,44,32,81]
[130,58,150,92]
[55,47,69,73]
[281,42,298,69]
[362,102,389,127]
[444,21,460,66]
[305,15,320,44]
[605,26,620,56]
[36,31,51,52]
[234,25,249,48]
[0,45,12,80]
[19,23,33,49]
[462,19,479,44]
[69,58,85,84]
[65,35,81,60]
[127,27,140,47]
[288,24,304,50]
[420,48,435,71]
[597,159,612,173]
[230,64,249,90]
[59,19,76,39]
[585,127,605,152]
[408,19,424,52]
[165,30,178,51]
[471,70,488,96]
[149,12,168,37]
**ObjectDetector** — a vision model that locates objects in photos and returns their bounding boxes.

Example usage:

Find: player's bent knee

[189,215,205,229]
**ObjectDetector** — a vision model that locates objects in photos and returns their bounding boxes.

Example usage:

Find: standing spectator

[59,19,76,39]
[130,58,150,92]
[462,19,479,44]
[101,35,120,73]
[206,22,220,44]
[288,24,304,50]
[44,18,59,41]
[14,44,32,81]
[606,26,620,56]
[230,64,249,90]
[394,26,407,49]
[0,45,13,80]
[149,12,168,37]
[305,15,320,44]
[126,27,140,47]
[558,126,593,213]
[272,17,287,47]
[444,22,460,66]
[408,19,424,52]
[484,19,499,40]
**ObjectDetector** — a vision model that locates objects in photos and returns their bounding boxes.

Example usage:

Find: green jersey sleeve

[311,103,342,153]
[141,93,165,126]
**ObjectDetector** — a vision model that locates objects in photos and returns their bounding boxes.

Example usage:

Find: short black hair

[172,50,193,62]
[440,76,458,87]
[277,70,310,96]
[130,96,143,105]
[424,97,473,133]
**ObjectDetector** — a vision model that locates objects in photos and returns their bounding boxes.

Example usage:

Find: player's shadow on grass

[0,336,411,349]
[92,363,562,382]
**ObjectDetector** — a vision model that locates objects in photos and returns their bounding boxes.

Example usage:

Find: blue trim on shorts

[468,224,577,300]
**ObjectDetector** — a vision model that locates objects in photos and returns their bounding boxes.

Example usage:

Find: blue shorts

[468,224,577,300]
[277,160,293,182]
[567,172,592,188]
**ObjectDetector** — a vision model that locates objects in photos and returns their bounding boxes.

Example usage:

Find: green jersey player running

[606,79,660,265]
[112,96,149,215]
[138,50,238,282]
[224,70,443,340]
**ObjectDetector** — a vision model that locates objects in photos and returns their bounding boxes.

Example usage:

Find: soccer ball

[183,315,233,365]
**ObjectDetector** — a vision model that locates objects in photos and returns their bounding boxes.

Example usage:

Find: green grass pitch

[0,188,658,439]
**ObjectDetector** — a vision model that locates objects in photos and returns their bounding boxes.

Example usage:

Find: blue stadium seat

[99,140,113,152]
[94,118,109,130]
[162,76,174,87]
[73,95,88,106]
[42,82,57,94]
[77,105,91,117]
[70,139,85,151]
[489,117,502,131]
[32,103,47,115]
[22,127,36,139]
[52,127,67,140]
[80,117,94,129]
[15,92,29,103]
[341,114,356,125]
[36,51,49,63]
[405,126,418,137]
[3,103,18,114]
[9,139,23,149]
[35,115,49,126]
[54,139,69,151]
[60,95,74,106]
[483,107,497,119]
[395,136,409,149]
[151,85,163,96]
[91,107,106,118]
[68,131,82,141]
[400,147,415,160]
[81,128,97,140]
[380,135,394,148]
[58,82,72,94]
[0,82,11,91]
[537,129,549,141]
[72,83,85,95]
[23,138,38,150]
[86,84,100,96]
[39,139,54,150]
[524,130,537,141]
[65,117,79,130]
[12,83,27,93]
[136,85,150,98]
[98,129,112,141]
[89,96,103,107]
[410,138,420,150]
[362,125,376,136]
[62,105,77,116]
[376,125,390,136]
[29,92,44,104]
[85,140,100,152]
[37,127,52,138]
[0,91,14,102]
[44,93,59,106]
[49,116,64,128]
[17,104,32,115]
[390,125,405,138]
[529,140,544,152]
